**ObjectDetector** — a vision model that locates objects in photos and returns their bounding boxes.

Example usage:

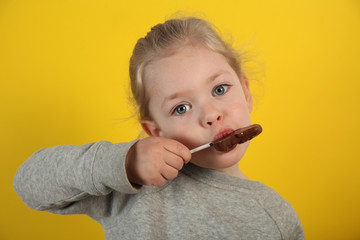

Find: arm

[13,140,139,212]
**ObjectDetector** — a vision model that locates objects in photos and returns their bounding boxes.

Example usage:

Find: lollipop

[190,124,262,153]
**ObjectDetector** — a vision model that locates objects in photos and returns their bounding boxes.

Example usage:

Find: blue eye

[173,104,191,115]
[213,84,229,96]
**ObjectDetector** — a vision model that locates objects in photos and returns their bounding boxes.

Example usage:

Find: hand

[125,137,192,187]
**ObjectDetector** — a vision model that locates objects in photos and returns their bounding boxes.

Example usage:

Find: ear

[141,120,163,137]
[241,74,253,113]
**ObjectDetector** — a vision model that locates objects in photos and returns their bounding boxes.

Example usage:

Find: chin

[191,143,248,169]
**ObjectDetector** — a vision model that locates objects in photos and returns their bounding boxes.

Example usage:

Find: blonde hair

[129,17,243,121]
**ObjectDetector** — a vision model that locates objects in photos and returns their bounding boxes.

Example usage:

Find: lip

[223,144,237,153]
[213,128,234,142]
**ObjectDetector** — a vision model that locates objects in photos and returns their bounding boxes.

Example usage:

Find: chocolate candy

[211,124,262,151]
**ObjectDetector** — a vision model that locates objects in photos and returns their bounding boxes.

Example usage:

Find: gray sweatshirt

[14,140,304,240]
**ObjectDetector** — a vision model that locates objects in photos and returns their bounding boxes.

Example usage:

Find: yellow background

[1,0,360,239]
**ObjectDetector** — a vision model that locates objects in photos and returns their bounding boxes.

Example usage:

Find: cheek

[223,99,252,126]
[161,121,203,148]
[226,98,249,114]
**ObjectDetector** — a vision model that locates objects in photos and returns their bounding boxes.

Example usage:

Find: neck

[216,165,248,179]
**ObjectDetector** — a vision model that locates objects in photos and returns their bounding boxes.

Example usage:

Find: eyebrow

[161,70,229,107]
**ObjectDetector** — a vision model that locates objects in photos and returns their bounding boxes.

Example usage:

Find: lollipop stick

[190,143,211,154]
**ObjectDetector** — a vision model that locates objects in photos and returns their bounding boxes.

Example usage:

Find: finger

[164,153,184,170]
[155,175,168,187]
[161,165,179,181]
[163,139,192,163]
[146,173,167,187]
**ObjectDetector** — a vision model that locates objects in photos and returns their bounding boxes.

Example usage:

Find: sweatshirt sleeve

[13,140,140,212]
[259,188,305,240]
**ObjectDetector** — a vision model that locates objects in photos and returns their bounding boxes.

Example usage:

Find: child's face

[142,44,253,171]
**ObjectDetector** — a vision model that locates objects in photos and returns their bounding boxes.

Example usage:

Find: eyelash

[171,84,231,116]
[172,103,191,115]
[213,84,230,96]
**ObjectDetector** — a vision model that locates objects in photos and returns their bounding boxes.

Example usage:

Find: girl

[14,17,304,239]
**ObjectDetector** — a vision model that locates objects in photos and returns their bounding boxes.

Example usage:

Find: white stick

[190,143,211,154]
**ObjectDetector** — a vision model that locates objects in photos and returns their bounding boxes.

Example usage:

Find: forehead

[143,45,234,98]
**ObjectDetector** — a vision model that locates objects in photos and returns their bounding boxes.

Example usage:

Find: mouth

[213,128,234,142]
[213,128,237,152]
[224,144,237,152]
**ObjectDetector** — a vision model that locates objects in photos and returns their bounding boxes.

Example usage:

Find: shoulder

[254,185,304,239]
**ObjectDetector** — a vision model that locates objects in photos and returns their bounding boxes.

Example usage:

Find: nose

[201,104,223,127]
